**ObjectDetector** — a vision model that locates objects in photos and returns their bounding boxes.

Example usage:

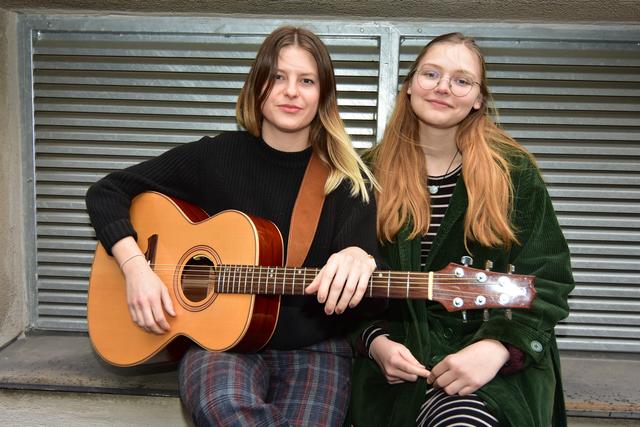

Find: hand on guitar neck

[305,246,377,315]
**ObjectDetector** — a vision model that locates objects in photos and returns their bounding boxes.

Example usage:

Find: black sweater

[85,131,381,349]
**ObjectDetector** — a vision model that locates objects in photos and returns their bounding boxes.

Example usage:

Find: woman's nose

[434,76,451,94]
[284,80,298,97]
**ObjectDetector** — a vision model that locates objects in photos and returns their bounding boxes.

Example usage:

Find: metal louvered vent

[398,32,640,353]
[21,16,640,354]
[30,23,380,330]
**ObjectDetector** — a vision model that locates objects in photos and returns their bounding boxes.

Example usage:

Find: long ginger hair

[236,26,377,202]
[374,33,532,247]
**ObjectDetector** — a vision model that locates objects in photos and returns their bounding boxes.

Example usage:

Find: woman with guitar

[349,33,575,426]
[86,26,381,426]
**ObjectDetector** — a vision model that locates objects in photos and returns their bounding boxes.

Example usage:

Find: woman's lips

[278,104,302,113]
[427,99,452,108]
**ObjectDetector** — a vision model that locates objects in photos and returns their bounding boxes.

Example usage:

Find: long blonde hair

[236,26,377,201]
[374,32,532,247]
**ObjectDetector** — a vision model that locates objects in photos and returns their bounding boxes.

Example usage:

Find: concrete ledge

[561,351,640,419]
[1,389,193,427]
[1,333,639,421]
[0,333,179,397]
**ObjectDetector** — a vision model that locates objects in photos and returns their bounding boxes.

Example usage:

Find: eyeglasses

[415,67,480,97]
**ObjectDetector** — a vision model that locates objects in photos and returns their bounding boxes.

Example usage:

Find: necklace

[428,150,460,195]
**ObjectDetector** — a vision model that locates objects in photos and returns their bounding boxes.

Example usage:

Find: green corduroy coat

[350,154,575,426]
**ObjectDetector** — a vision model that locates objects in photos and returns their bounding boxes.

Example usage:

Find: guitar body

[87,192,283,367]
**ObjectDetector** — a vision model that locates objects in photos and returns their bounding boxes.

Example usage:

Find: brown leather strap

[286,151,330,267]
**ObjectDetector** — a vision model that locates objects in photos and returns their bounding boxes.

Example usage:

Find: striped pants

[416,387,500,427]
[178,338,352,427]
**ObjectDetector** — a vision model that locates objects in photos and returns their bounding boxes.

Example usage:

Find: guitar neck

[210,263,535,311]
[214,264,431,299]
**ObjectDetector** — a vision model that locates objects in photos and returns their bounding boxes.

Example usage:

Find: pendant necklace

[428,150,460,195]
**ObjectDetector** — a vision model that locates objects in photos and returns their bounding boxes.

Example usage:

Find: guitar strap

[285,150,330,267]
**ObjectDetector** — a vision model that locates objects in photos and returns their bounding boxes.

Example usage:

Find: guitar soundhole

[181,256,215,303]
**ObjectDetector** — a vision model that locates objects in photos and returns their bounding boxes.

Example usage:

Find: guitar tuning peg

[460,256,473,266]
[483,309,489,322]
[484,260,494,271]
[505,309,512,320]
[461,310,468,323]
[507,264,515,274]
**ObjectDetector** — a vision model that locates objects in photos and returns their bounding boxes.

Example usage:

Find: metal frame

[16,13,640,352]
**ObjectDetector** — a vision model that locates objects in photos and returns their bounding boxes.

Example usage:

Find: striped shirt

[421,164,462,269]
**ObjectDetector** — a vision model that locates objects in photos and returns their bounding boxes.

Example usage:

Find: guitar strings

[163,278,522,297]
[120,263,498,279]
[115,263,527,301]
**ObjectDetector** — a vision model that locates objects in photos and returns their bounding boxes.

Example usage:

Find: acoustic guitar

[87,191,536,367]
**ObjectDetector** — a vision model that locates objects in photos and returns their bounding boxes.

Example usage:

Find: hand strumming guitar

[112,236,176,334]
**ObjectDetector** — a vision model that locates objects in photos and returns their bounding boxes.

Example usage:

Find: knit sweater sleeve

[85,136,209,254]
[328,181,383,265]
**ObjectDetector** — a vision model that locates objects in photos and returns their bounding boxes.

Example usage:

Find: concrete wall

[0,0,639,22]
[0,8,28,348]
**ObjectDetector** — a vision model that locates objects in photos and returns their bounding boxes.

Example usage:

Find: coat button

[530,340,543,352]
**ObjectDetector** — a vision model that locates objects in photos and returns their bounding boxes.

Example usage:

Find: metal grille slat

[38,304,86,317]
[567,243,640,256]
[37,318,87,331]
[557,339,640,352]
[570,285,639,298]
[38,278,88,292]
[38,238,96,252]
[560,217,640,229]
[572,271,638,284]
[556,325,640,339]
[35,87,379,106]
[566,312,640,325]
[569,299,640,312]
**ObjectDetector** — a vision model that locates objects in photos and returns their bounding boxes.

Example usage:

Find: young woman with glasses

[349,33,574,426]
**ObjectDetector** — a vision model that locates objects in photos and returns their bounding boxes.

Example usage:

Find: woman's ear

[473,95,482,110]
[407,86,412,95]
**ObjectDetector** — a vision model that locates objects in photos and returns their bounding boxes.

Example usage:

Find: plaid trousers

[179,338,353,427]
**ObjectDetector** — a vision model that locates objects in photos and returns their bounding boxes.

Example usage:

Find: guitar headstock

[432,262,536,313]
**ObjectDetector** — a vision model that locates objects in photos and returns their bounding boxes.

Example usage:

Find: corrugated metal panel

[397,32,640,353]
[30,24,380,330]
[22,17,640,353]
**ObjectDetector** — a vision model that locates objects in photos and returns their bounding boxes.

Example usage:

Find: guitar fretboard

[212,264,431,300]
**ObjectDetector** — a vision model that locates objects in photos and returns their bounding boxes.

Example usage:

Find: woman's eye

[422,70,440,79]
[301,78,315,85]
[453,76,472,86]
[275,74,285,81]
